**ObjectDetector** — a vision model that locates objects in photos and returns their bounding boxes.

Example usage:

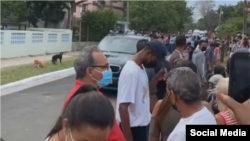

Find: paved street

[1,75,117,141]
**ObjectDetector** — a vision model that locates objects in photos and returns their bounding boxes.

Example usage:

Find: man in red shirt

[64,46,126,141]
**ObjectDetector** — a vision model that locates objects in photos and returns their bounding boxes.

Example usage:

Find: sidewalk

[1,52,81,68]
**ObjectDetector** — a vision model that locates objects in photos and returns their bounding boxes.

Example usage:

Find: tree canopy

[129,1,193,32]
[197,10,219,32]
[0,1,78,28]
[1,1,28,23]
[194,0,250,36]
[1,1,193,34]
[81,10,118,41]
[218,1,246,24]
[216,0,250,36]
[0,0,108,27]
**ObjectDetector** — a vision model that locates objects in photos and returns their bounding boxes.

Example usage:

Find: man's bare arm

[119,103,133,141]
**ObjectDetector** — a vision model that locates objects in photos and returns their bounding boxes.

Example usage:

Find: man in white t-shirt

[166,67,216,141]
[116,40,167,141]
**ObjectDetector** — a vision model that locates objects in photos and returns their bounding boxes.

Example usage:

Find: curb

[1,68,75,96]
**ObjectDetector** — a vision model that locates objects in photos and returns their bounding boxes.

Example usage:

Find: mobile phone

[229,52,250,103]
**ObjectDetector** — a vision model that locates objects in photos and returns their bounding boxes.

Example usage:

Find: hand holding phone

[229,52,250,103]
[218,93,250,124]
[156,68,167,81]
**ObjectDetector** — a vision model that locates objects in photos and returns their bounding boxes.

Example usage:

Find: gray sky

[187,0,242,21]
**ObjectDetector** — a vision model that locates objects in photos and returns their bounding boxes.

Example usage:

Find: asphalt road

[1,75,117,141]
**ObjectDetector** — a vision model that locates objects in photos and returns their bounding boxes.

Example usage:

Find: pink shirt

[214,47,220,57]
[240,40,244,48]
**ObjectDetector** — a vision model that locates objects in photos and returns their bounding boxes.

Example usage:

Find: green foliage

[0,1,70,26]
[217,18,242,37]
[216,0,250,36]
[197,10,219,32]
[0,0,122,27]
[27,1,69,26]
[172,1,193,31]
[81,10,118,41]
[129,1,192,32]
[218,1,249,24]
[217,16,250,37]
[0,1,28,23]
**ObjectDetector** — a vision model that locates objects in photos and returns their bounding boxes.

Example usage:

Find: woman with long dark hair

[45,84,115,141]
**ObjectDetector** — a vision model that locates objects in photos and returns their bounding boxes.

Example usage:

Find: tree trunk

[44,20,48,28]
[30,21,38,28]
[67,0,87,29]
[66,8,70,29]
[28,15,38,28]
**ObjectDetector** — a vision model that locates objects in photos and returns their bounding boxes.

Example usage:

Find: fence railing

[0,29,72,59]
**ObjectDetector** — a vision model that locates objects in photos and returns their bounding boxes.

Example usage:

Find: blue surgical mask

[92,69,113,88]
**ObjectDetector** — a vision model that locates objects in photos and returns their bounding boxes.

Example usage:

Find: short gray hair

[74,46,99,79]
[166,67,201,104]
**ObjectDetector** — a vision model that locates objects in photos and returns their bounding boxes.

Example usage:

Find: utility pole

[218,8,222,26]
[69,5,72,30]
[243,0,246,33]
[79,18,81,42]
[79,6,83,42]
[243,0,250,34]
[126,1,129,22]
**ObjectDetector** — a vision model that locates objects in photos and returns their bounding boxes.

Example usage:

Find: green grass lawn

[1,55,230,85]
[1,58,76,85]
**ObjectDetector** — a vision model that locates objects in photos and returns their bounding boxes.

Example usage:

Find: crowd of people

[44,33,249,141]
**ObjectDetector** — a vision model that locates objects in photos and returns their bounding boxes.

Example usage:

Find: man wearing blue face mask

[65,46,126,141]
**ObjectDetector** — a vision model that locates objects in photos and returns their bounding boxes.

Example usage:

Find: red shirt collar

[75,80,84,87]
[75,80,102,94]
[64,80,103,108]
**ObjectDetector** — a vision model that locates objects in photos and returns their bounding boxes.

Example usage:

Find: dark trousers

[220,51,225,62]
[189,47,195,61]
[165,44,170,53]
[170,44,176,53]
[120,124,149,141]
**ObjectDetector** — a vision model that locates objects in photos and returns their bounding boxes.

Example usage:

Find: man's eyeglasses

[90,65,110,71]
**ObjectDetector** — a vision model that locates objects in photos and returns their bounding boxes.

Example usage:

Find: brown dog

[34,59,44,68]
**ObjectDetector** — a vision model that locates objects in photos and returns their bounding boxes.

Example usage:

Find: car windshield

[99,36,143,54]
